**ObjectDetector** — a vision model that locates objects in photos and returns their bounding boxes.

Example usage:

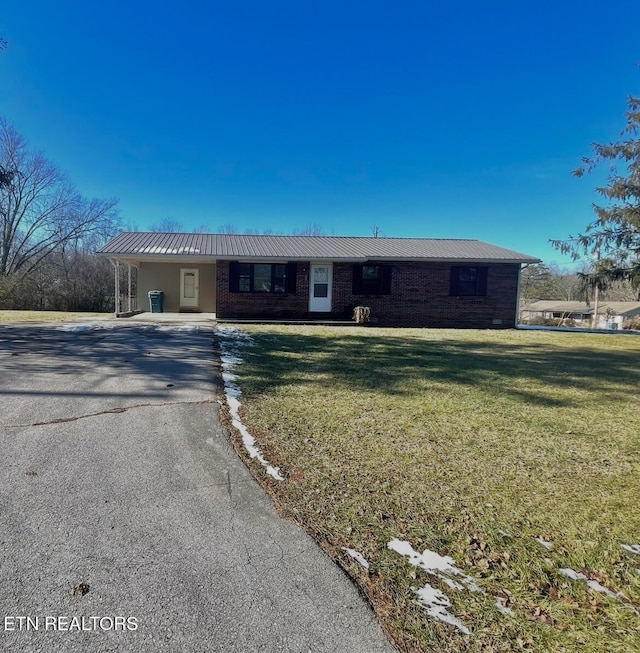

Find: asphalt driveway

[0,323,392,652]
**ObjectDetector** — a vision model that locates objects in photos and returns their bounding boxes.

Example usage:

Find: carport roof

[98,231,540,263]
[524,300,640,316]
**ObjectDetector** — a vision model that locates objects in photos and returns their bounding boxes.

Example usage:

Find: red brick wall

[216,260,309,319]
[217,260,521,328]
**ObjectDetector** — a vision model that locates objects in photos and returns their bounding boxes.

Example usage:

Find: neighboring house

[97,232,539,328]
[521,300,640,329]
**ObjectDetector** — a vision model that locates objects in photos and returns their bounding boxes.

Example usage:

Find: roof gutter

[96,252,540,265]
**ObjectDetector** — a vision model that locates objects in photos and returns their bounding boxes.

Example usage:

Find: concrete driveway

[0,323,393,652]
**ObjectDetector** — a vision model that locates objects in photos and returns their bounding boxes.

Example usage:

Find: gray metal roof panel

[97,232,540,263]
[525,300,640,315]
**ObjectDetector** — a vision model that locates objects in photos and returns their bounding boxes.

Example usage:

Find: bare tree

[242,228,278,235]
[0,119,119,277]
[148,217,183,232]
[0,165,13,188]
[293,223,325,236]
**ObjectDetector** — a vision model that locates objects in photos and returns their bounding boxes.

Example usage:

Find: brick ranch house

[98,232,540,328]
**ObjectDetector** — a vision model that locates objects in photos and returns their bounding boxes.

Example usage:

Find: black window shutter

[449,266,459,295]
[286,262,297,293]
[381,265,392,294]
[478,267,488,296]
[229,261,240,292]
[352,265,363,294]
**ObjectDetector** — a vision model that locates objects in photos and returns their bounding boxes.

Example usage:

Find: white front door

[309,263,332,312]
[180,268,199,309]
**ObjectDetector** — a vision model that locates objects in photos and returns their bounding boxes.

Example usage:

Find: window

[450,266,488,296]
[230,262,296,293]
[352,264,392,295]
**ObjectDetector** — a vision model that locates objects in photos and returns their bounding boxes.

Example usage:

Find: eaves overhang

[99,252,540,265]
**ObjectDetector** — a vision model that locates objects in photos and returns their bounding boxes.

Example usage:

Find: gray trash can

[148,290,164,313]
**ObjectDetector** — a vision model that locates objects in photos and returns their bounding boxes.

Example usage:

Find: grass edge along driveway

[216,325,640,653]
[0,310,110,323]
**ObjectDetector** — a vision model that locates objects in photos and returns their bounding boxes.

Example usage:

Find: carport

[98,233,219,316]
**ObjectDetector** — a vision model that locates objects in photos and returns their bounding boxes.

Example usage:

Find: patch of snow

[224,386,241,400]
[156,325,199,332]
[342,548,370,570]
[621,544,640,555]
[559,568,582,581]
[535,537,553,550]
[388,537,524,631]
[57,324,95,333]
[414,583,470,635]
[220,353,244,366]
[217,326,254,345]
[559,568,620,598]
[439,576,466,591]
[217,327,284,481]
[387,538,482,593]
[585,580,619,600]
[495,597,514,616]
[559,568,637,612]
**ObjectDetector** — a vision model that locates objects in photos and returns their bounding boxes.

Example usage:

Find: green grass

[0,310,110,323]
[219,325,640,652]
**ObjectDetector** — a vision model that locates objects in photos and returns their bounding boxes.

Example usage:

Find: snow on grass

[217,326,254,345]
[388,537,523,631]
[535,537,553,550]
[495,597,515,617]
[342,548,370,570]
[388,538,480,634]
[390,534,637,630]
[559,568,620,598]
[559,568,638,613]
[415,583,470,635]
[388,538,482,593]
[217,327,284,481]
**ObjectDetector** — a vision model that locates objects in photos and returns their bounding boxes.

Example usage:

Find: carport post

[112,259,120,314]
[127,263,132,312]
[516,263,531,326]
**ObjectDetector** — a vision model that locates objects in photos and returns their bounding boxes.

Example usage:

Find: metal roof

[98,232,540,263]
[524,300,640,315]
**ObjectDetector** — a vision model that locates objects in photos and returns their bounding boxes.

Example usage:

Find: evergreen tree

[552,94,640,294]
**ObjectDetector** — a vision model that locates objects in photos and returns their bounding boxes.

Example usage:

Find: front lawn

[217,326,640,653]
[0,310,110,323]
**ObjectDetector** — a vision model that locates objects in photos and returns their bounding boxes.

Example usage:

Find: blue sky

[1,1,639,266]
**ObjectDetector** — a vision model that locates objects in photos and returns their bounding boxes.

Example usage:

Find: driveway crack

[9,399,216,427]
